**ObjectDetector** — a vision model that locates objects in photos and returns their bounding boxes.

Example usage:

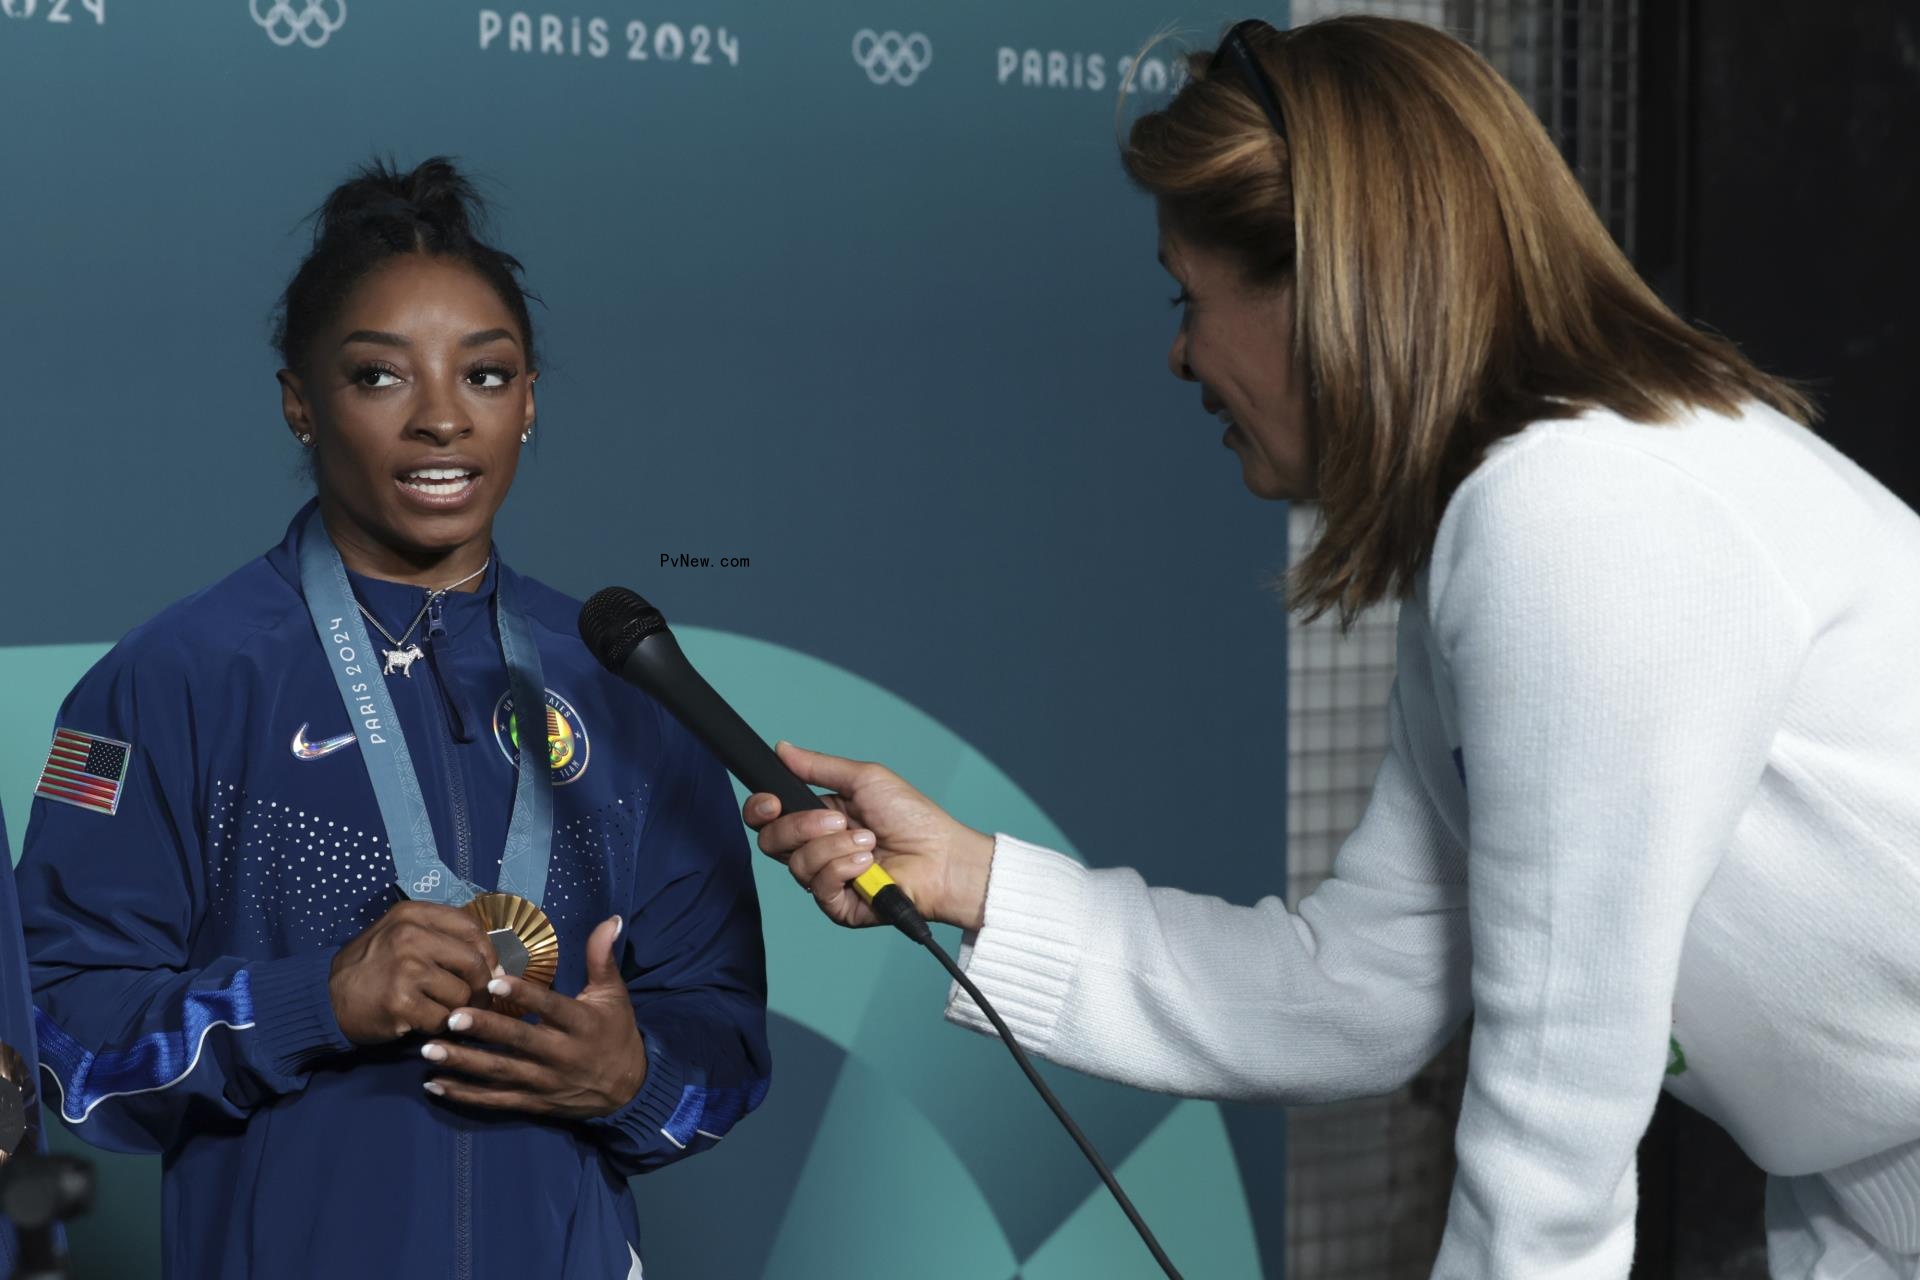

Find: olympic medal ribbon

[493,570,554,908]
[295,509,556,933]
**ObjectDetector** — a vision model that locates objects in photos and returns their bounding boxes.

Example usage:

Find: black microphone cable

[834,885,1181,1279]
[924,931,1184,1280]
[579,587,1185,1280]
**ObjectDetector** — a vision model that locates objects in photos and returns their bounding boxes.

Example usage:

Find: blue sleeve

[16,641,354,1156]
[583,718,771,1176]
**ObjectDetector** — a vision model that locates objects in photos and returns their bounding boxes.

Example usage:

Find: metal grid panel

[1462,0,1641,254]
[1289,0,1450,23]
[1285,502,1465,1280]
[1285,509,1399,907]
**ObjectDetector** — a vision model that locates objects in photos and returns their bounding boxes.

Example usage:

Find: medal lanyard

[296,507,554,908]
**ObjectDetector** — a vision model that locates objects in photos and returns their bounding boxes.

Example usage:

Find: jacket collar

[265,499,511,647]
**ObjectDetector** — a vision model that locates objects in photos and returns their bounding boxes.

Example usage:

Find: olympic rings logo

[410,868,443,895]
[250,0,346,48]
[852,29,931,87]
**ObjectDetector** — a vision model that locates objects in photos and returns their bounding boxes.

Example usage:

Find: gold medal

[463,892,559,1018]
[0,1039,36,1166]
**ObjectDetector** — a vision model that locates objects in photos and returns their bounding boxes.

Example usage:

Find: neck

[318,499,492,593]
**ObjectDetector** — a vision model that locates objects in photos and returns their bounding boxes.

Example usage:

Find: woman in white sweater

[749,16,1920,1279]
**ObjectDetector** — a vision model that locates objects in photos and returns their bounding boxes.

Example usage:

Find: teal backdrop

[0,2,1293,1275]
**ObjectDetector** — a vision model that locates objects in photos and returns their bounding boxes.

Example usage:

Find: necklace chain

[356,558,491,652]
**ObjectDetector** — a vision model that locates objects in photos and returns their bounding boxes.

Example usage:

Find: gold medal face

[0,1040,36,1166]
[462,892,559,1018]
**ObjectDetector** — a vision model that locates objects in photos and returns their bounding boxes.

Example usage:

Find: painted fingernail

[488,978,511,998]
[423,1081,445,1097]
[852,850,874,866]
[421,1043,448,1062]
[851,829,875,848]
[447,1012,473,1033]
[608,914,624,937]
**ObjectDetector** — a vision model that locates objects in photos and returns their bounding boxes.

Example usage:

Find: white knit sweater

[945,401,1920,1278]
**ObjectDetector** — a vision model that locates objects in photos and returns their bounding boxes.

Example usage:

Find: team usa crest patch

[36,727,131,816]
[493,688,590,786]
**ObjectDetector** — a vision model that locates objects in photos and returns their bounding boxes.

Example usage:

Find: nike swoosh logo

[291,724,358,761]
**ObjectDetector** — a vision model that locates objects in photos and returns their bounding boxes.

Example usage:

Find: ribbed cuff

[1822,1140,1920,1253]
[942,834,1090,1056]
[587,1033,687,1153]
[246,949,353,1077]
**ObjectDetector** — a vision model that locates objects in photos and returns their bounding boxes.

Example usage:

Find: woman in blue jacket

[14,158,770,1279]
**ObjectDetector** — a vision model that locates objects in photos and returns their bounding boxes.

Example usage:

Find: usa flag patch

[35,728,131,816]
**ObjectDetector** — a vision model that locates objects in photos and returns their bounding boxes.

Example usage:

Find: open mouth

[395,466,481,506]
[1203,395,1237,433]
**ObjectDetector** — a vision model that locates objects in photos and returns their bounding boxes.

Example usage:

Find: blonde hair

[1123,16,1813,625]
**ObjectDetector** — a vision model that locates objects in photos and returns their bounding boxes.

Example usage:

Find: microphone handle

[616,631,930,943]
[621,631,822,815]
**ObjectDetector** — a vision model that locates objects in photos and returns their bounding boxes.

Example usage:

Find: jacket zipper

[424,593,474,743]
[427,590,477,1280]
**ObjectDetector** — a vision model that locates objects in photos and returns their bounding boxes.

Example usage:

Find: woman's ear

[278,369,314,446]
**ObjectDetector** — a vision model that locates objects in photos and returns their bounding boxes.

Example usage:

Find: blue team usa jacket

[14,507,771,1279]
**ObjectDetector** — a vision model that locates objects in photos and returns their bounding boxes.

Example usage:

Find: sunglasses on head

[1217,19,1289,141]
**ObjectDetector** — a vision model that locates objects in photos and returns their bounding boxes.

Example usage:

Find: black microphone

[577,587,931,945]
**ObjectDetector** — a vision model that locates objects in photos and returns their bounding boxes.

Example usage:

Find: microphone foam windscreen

[578,587,669,671]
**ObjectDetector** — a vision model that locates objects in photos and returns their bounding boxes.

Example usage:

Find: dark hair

[273,156,539,372]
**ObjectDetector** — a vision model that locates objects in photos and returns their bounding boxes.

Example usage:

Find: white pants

[1769,1138,1920,1279]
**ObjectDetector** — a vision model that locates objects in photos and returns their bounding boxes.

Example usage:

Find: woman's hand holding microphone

[743,741,995,932]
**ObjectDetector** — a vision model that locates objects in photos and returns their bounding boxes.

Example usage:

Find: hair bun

[276,154,537,373]
[314,155,485,246]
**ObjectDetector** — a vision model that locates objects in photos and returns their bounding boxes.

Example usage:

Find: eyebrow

[461,328,519,349]
[341,330,409,349]
[338,328,520,350]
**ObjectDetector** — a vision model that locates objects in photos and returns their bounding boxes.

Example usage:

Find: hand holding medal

[419,914,649,1119]
[328,901,504,1043]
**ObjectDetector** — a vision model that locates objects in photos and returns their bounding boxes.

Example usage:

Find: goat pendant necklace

[356,559,491,678]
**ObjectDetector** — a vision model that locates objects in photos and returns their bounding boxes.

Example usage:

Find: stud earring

[520,427,533,444]
[299,432,314,446]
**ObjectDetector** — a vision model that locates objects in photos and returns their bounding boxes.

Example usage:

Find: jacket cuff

[587,1034,687,1153]
[942,834,1090,1055]
[246,949,353,1077]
